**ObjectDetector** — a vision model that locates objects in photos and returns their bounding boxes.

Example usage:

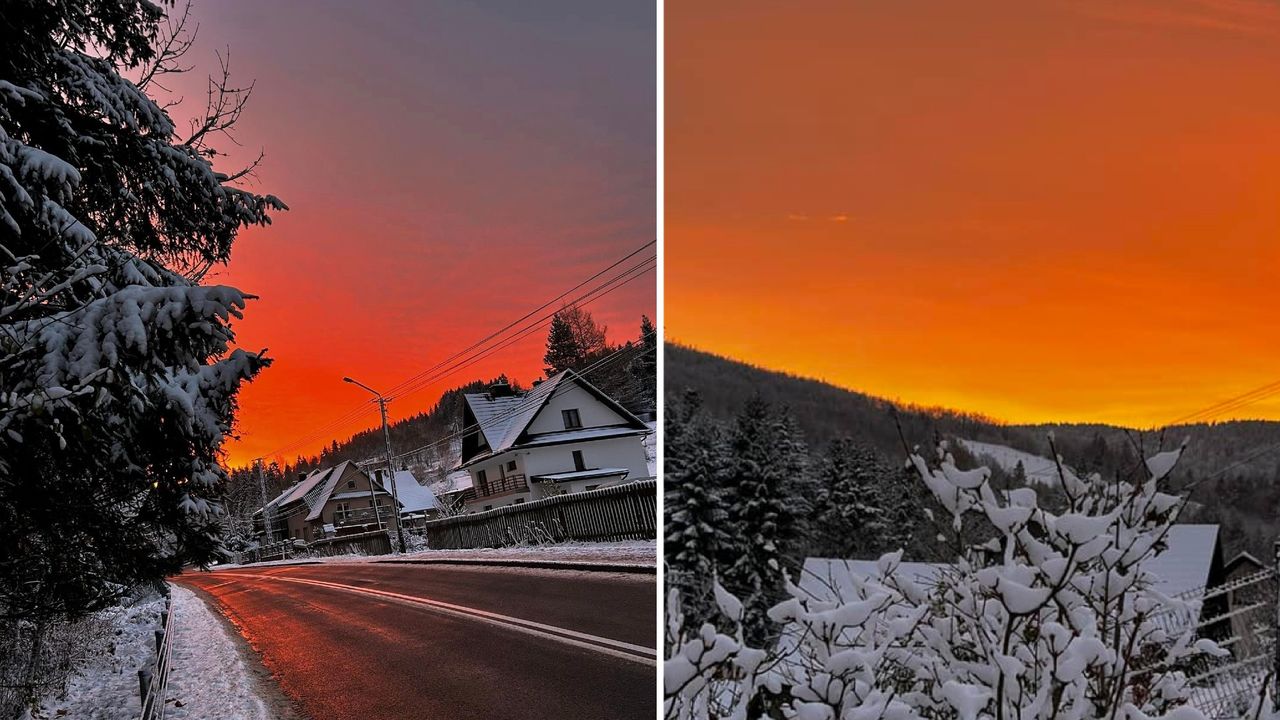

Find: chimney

[489,381,514,398]
[532,379,543,387]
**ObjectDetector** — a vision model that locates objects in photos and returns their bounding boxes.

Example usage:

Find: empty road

[173,562,656,720]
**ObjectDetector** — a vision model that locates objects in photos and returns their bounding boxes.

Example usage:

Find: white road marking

[211,572,657,666]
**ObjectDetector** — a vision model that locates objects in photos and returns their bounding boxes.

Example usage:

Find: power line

[387,256,654,402]
[1167,378,1280,427]
[248,240,654,464]
[383,240,655,398]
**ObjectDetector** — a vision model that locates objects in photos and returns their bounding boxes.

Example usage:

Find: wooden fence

[307,529,392,557]
[420,480,657,549]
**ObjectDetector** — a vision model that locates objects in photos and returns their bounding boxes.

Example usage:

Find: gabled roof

[460,369,647,467]
[266,468,328,509]
[305,461,358,521]
[384,470,439,513]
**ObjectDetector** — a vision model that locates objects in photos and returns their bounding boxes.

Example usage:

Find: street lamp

[342,376,406,553]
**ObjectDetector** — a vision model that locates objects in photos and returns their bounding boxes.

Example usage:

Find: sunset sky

[667,0,1280,428]
[166,0,654,466]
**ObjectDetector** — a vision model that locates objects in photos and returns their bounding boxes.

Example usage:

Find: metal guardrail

[138,585,174,720]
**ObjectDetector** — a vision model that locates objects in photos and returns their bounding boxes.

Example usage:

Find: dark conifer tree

[663,390,731,630]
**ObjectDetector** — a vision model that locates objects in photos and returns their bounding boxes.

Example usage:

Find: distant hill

[666,343,1280,558]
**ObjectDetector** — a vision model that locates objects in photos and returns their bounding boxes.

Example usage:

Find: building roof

[304,461,358,521]
[430,469,474,497]
[384,470,439,513]
[263,461,375,523]
[460,369,647,467]
[801,524,1222,602]
[1226,551,1266,575]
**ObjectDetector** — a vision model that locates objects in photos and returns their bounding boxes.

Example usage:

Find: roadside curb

[373,557,656,574]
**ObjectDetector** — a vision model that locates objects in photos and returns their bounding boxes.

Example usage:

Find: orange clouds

[666,0,1280,427]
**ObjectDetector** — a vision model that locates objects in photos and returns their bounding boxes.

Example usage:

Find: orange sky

[164,1,654,467]
[667,0,1280,428]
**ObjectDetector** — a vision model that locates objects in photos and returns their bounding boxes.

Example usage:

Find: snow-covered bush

[0,1,283,624]
[665,438,1223,720]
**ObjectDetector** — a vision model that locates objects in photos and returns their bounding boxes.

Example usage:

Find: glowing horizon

[161,0,655,467]
[667,0,1280,429]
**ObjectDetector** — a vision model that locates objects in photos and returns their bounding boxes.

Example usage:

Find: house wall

[526,384,624,434]
[522,435,650,483]
[466,453,535,512]
[464,434,650,512]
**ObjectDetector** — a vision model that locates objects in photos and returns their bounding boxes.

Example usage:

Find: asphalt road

[173,562,657,720]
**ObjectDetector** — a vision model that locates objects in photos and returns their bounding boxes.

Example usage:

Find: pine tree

[628,314,657,412]
[663,390,730,630]
[720,395,797,644]
[0,1,283,623]
[542,312,577,376]
[810,438,889,558]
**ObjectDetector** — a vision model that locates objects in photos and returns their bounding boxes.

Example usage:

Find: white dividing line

[216,572,657,666]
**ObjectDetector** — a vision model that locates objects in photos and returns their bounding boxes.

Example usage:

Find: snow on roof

[957,439,1064,485]
[801,524,1221,603]
[1226,551,1266,574]
[461,370,648,466]
[305,461,356,521]
[384,470,439,513]
[518,426,646,447]
[431,469,474,496]
[533,467,630,483]
[267,467,329,509]
[1147,524,1220,599]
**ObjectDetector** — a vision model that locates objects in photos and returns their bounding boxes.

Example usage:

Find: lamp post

[342,376,406,553]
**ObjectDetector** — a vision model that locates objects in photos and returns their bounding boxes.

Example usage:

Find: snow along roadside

[164,585,296,720]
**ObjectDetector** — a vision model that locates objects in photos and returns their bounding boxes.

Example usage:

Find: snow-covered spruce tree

[665,390,733,633]
[721,395,802,646]
[666,438,1223,720]
[810,438,891,559]
[0,1,283,623]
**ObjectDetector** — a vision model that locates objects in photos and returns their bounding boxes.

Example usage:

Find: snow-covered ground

[165,585,276,720]
[27,591,165,720]
[215,539,656,570]
[957,438,1063,485]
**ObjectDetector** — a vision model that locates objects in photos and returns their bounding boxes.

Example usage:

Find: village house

[257,460,400,543]
[455,369,652,513]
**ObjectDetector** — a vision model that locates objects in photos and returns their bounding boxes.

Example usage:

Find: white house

[455,369,652,512]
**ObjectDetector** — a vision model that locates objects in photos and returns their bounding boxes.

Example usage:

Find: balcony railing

[334,506,391,529]
[479,473,528,498]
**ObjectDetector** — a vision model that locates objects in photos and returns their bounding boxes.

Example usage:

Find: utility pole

[343,376,406,553]
[255,459,274,544]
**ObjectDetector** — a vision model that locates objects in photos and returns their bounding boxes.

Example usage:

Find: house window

[484,505,493,511]
[347,480,355,489]
[334,502,350,522]
[477,469,488,495]
[585,484,600,491]
[507,460,517,472]
[572,450,586,471]
[514,498,525,504]
[562,408,582,429]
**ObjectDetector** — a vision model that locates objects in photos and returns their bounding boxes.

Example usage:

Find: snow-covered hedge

[665,439,1222,720]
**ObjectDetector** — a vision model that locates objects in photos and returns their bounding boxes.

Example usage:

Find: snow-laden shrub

[665,439,1223,720]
